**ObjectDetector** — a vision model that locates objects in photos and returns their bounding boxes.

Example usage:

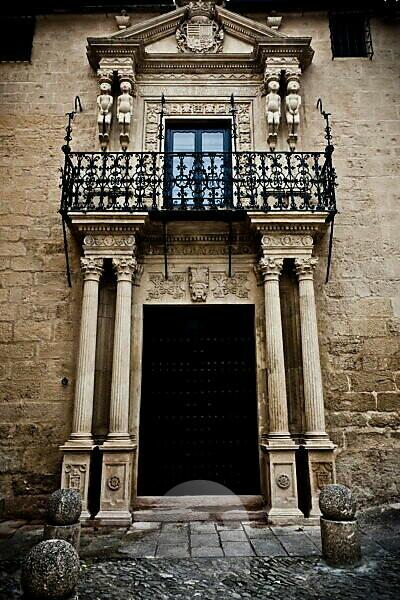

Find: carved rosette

[189,266,209,302]
[176,1,224,54]
[80,257,103,281]
[84,234,136,251]
[276,473,291,490]
[294,257,318,280]
[112,257,138,282]
[258,257,283,282]
[107,475,121,491]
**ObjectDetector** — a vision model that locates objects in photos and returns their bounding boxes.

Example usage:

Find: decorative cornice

[86,5,314,73]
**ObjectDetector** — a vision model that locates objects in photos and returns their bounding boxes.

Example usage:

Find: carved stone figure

[97,82,113,150]
[117,80,134,150]
[189,267,209,302]
[285,79,301,151]
[265,78,281,150]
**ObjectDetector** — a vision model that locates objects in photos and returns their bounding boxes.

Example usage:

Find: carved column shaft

[108,257,137,439]
[295,258,327,438]
[71,258,103,439]
[259,257,290,438]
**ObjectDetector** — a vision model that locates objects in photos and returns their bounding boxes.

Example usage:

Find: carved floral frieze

[212,273,249,299]
[147,273,186,300]
[145,270,251,301]
[144,101,252,151]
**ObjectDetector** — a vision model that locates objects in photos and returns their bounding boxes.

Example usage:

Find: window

[0,16,35,62]
[329,13,373,59]
[164,120,232,209]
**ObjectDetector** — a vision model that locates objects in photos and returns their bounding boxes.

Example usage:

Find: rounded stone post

[319,484,361,567]
[70,257,103,441]
[294,257,328,441]
[258,256,291,439]
[108,257,137,440]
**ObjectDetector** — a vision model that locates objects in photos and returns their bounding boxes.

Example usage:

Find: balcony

[60,150,336,220]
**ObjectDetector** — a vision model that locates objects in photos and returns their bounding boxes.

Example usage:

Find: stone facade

[0,6,399,519]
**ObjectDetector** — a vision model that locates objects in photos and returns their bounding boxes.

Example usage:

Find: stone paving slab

[191,546,224,558]
[190,533,220,547]
[219,529,248,542]
[222,541,254,557]
[250,537,288,557]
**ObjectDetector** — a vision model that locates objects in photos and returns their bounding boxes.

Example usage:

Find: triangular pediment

[87,4,313,73]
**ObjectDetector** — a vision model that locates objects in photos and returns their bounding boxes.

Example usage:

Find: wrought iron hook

[63,96,83,154]
[230,93,238,153]
[158,93,166,153]
[316,97,333,148]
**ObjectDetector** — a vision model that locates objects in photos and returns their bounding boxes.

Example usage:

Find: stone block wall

[0,10,399,517]
[277,13,400,507]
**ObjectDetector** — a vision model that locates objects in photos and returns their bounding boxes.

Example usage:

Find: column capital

[80,257,103,281]
[258,257,284,281]
[112,257,137,282]
[295,257,318,280]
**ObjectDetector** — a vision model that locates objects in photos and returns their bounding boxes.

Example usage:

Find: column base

[60,446,93,518]
[94,510,132,527]
[261,443,303,523]
[303,446,336,518]
[95,445,136,524]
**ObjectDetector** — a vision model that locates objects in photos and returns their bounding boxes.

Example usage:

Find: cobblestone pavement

[0,505,399,599]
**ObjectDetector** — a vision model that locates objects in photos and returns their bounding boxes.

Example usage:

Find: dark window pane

[329,14,368,58]
[0,17,35,62]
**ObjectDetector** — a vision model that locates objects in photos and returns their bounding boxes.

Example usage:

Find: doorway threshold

[132,495,267,523]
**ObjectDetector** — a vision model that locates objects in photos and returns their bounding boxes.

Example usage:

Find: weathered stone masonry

[0,8,399,518]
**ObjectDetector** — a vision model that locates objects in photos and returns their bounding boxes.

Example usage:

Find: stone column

[60,257,104,520]
[294,258,329,440]
[258,255,302,523]
[259,257,291,440]
[96,256,138,526]
[108,257,137,440]
[294,257,336,518]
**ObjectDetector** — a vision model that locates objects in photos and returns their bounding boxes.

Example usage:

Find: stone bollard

[319,484,361,568]
[21,539,80,599]
[43,489,82,552]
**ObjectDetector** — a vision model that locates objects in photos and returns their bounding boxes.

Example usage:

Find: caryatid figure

[285,79,301,151]
[265,78,281,151]
[117,80,134,150]
[97,82,113,150]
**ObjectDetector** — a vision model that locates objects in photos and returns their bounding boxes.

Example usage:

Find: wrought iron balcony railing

[60,150,336,216]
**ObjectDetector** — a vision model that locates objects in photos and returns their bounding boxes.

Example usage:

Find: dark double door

[138,305,260,496]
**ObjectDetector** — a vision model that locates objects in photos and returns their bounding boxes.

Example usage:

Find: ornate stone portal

[60,2,335,525]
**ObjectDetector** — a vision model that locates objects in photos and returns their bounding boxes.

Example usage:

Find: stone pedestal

[95,446,135,525]
[43,523,81,551]
[307,449,336,518]
[60,450,92,521]
[262,445,303,523]
[320,517,361,567]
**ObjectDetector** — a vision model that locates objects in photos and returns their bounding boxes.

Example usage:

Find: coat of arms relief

[176,1,224,54]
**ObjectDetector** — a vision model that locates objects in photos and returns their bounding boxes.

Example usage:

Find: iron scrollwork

[60,150,337,216]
